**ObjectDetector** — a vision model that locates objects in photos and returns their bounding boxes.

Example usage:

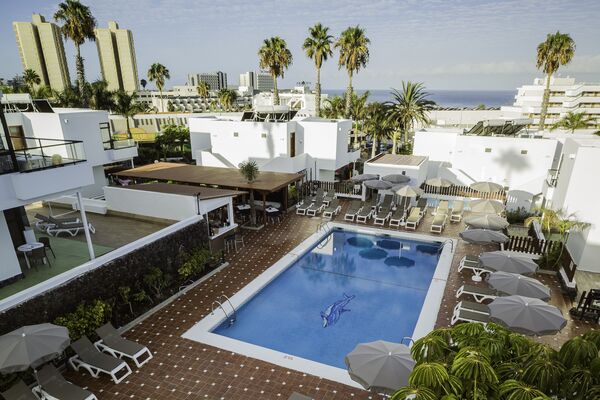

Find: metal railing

[100,122,137,150]
[546,169,559,187]
[420,183,507,201]
[9,136,86,173]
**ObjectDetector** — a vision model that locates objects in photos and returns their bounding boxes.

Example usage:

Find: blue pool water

[213,229,441,369]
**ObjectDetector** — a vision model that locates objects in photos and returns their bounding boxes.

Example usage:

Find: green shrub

[143,267,172,300]
[54,299,112,340]
[178,248,212,280]
[506,207,537,224]
[537,243,563,271]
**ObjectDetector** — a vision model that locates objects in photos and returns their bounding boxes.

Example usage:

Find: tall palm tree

[322,96,345,118]
[217,89,238,111]
[23,69,41,93]
[302,23,333,117]
[350,91,370,147]
[536,32,576,130]
[197,81,210,101]
[364,102,392,158]
[258,36,293,105]
[54,0,96,101]
[239,161,260,226]
[147,63,170,112]
[551,111,594,133]
[113,91,145,139]
[335,26,370,118]
[386,82,434,154]
[89,79,115,111]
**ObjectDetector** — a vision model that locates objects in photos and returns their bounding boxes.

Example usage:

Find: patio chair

[453,300,490,315]
[355,199,375,223]
[296,200,311,215]
[456,284,498,303]
[310,188,324,203]
[39,236,55,258]
[2,380,38,400]
[389,199,408,228]
[430,212,447,233]
[435,200,449,215]
[32,364,98,400]
[95,323,153,368]
[405,208,423,231]
[323,190,335,205]
[451,308,490,325]
[450,200,464,222]
[69,337,132,384]
[416,198,428,217]
[377,194,393,212]
[322,199,341,219]
[344,200,362,222]
[29,246,51,268]
[374,203,392,226]
[457,257,493,281]
[306,198,325,216]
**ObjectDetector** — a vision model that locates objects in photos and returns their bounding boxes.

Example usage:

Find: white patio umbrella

[351,174,379,182]
[488,295,567,335]
[345,340,415,393]
[487,271,551,300]
[382,174,411,184]
[395,185,424,198]
[470,181,504,193]
[364,180,393,190]
[464,214,509,230]
[460,229,509,244]
[469,199,505,214]
[479,251,539,275]
[425,178,453,188]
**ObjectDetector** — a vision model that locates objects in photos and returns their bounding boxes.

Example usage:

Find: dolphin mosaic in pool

[320,293,355,327]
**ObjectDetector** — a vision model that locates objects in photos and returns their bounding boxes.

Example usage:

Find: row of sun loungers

[297,190,341,218]
[34,213,96,237]
[2,323,153,400]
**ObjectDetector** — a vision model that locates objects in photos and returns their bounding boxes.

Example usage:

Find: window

[261,133,267,138]
[521,150,528,155]
[484,148,492,153]
[233,132,239,137]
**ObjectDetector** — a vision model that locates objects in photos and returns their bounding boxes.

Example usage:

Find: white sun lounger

[306,199,325,216]
[95,323,153,368]
[456,284,498,303]
[69,337,132,384]
[451,308,490,325]
[374,205,392,225]
[450,200,464,222]
[296,200,311,215]
[430,212,447,233]
[322,199,341,219]
[405,208,423,231]
[457,256,493,281]
[453,300,490,315]
[33,365,98,400]
[356,200,375,223]
[435,200,449,215]
[389,206,406,228]
[344,200,362,221]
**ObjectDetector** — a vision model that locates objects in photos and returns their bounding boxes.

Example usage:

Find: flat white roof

[367,154,427,166]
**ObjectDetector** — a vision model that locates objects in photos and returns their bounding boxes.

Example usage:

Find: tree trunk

[371,137,378,158]
[125,117,132,139]
[392,131,399,154]
[273,75,279,106]
[159,88,164,112]
[315,67,321,117]
[249,190,256,226]
[75,44,86,106]
[538,73,552,131]
[345,73,353,119]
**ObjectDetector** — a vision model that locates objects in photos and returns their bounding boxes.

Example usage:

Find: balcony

[546,168,559,187]
[11,136,86,173]
[100,122,138,161]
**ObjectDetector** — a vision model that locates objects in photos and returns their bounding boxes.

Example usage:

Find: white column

[76,191,95,260]
[227,199,234,227]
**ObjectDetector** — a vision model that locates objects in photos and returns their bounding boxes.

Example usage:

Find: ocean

[322,89,516,108]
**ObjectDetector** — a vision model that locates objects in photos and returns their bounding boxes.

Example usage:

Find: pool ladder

[211,295,236,327]
[439,239,454,254]
[316,221,332,249]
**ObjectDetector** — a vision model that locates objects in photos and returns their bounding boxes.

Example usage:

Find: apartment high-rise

[13,14,70,91]
[187,72,227,91]
[239,71,273,92]
[95,21,139,93]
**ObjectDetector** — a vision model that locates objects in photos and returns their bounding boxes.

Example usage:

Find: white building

[542,137,600,274]
[189,108,359,181]
[136,89,252,113]
[364,154,428,186]
[253,84,325,116]
[187,71,227,91]
[501,76,600,129]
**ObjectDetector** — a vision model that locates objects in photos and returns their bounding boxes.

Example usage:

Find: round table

[17,242,44,269]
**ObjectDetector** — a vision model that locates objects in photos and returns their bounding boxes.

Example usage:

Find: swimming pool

[183,223,454,387]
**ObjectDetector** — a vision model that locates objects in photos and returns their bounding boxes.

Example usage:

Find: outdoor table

[266,207,281,224]
[236,204,251,211]
[17,242,44,269]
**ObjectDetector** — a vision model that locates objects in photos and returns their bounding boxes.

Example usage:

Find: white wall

[104,186,197,221]
[363,160,428,186]
[0,212,22,283]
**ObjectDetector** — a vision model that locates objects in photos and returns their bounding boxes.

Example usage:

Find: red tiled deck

[65,201,597,399]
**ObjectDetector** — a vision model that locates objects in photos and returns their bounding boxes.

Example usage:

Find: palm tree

[113,91,145,138]
[31,85,53,99]
[302,23,333,116]
[536,32,576,130]
[321,96,345,118]
[89,80,115,111]
[499,380,548,400]
[551,111,594,132]
[364,102,393,158]
[54,0,96,101]
[197,81,210,102]
[239,161,260,226]
[147,63,170,112]
[217,89,238,111]
[386,82,434,154]
[258,36,293,106]
[335,26,370,118]
[350,91,370,147]
[23,69,41,93]
[140,79,147,90]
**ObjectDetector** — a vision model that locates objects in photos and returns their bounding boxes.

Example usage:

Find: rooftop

[368,153,427,166]
[116,162,304,193]
[123,182,245,199]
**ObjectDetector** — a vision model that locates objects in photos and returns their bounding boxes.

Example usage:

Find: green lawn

[0,234,113,300]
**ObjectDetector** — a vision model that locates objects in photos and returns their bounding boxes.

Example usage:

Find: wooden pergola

[115,162,304,221]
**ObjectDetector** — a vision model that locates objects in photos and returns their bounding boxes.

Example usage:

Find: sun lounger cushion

[2,380,38,400]
[452,309,490,325]
[36,365,96,400]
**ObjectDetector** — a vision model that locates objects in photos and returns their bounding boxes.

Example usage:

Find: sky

[1,0,600,91]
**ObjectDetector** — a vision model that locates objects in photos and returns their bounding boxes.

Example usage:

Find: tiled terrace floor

[65,201,598,399]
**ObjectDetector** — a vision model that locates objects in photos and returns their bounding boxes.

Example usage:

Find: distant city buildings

[95,21,139,93]
[12,14,70,91]
[239,71,273,92]
[188,72,227,91]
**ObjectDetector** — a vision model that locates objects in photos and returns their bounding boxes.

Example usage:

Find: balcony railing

[546,168,559,187]
[100,122,137,150]
[9,136,86,173]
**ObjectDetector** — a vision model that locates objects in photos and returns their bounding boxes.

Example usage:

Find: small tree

[140,78,147,90]
[23,69,41,93]
[551,111,594,133]
[239,160,260,226]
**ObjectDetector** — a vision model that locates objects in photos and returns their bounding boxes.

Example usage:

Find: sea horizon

[322,89,517,108]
